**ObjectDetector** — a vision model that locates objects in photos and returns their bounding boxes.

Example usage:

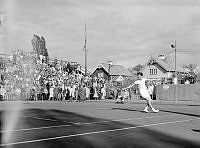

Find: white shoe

[143,107,149,113]
[152,108,159,113]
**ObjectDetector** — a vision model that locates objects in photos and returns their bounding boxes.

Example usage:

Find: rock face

[31,34,49,63]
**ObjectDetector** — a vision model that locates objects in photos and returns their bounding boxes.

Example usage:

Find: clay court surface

[0,100,200,148]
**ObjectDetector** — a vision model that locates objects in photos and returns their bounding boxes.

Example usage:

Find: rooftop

[99,63,132,76]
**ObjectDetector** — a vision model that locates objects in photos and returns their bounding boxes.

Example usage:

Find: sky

[0,0,200,71]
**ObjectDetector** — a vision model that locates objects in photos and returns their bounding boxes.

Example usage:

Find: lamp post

[171,40,177,84]
[171,40,178,104]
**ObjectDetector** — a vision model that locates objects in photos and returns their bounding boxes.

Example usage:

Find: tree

[128,64,144,75]
[183,64,197,73]
[183,64,197,83]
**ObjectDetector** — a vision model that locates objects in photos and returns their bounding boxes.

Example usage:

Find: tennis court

[0,100,200,148]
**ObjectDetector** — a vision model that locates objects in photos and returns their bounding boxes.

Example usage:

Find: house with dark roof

[91,63,133,83]
[143,56,187,83]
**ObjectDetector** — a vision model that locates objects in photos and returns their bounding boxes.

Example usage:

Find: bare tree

[183,64,197,83]
[183,64,197,73]
[128,64,144,75]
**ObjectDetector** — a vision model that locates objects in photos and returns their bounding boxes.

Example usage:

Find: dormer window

[150,68,157,75]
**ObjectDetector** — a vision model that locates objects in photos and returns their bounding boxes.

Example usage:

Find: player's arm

[144,78,151,81]
[144,78,153,83]
[123,83,136,90]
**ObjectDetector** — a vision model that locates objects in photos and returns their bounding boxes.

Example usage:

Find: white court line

[1,117,199,147]
[1,114,177,133]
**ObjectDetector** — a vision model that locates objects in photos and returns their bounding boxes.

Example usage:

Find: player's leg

[147,97,159,112]
[144,96,159,113]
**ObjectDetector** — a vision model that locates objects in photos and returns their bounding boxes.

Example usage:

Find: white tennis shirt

[135,78,150,98]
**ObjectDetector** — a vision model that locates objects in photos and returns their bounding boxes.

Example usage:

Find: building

[91,63,133,83]
[143,56,187,84]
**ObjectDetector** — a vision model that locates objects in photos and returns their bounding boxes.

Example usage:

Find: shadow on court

[0,109,200,148]
[192,129,200,133]
[111,107,145,113]
[187,105,200,106]
[112,107,200,117]
[159,110,200,118]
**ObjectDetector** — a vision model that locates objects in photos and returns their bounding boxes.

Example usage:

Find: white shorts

[140,90,151,100]
[50,93,53,98]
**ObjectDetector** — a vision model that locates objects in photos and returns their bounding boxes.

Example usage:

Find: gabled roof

[94,63,132,77]
[146,57,187,73]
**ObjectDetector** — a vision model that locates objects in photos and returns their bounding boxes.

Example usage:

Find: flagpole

[84,22,87,76]
[175,40,176,73]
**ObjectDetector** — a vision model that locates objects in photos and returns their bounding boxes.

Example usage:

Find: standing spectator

[41,87,45,101]
[147,82,154,100]
[101,85,106,100]
[69,84,75,100]
[185,79,190,84]
[93,87,98,100]
[49,84,54,100]
[152,81,157,100]
[62,86,66,100]
[78,84,86,101]
[46,82,50,99]
[128,88,132,100]
[0,85,6,100]
[90,87,94,100]
[122,89,129,101]
[43,86,48,100]
[74,83,79,101]
[35,86,40,101]
[66,85,70,100]
[30,87,36,101]
[85,85,90,100]
[57,86,62,101]
[53,84,58,100]
[116,89,124,103]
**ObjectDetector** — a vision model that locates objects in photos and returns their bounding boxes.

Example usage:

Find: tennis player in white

[135,72,159,113]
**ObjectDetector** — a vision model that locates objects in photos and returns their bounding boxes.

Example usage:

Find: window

[98,72,104,78]
[150,69,157,75]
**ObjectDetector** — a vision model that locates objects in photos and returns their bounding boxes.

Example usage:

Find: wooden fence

[156,84,200,102]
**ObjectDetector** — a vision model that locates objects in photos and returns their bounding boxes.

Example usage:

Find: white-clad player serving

[127,72,159,113]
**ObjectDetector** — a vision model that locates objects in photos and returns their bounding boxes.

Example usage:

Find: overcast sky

[0,0,200,70]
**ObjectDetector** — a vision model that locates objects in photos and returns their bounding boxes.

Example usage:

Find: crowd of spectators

[0,51,111,101]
